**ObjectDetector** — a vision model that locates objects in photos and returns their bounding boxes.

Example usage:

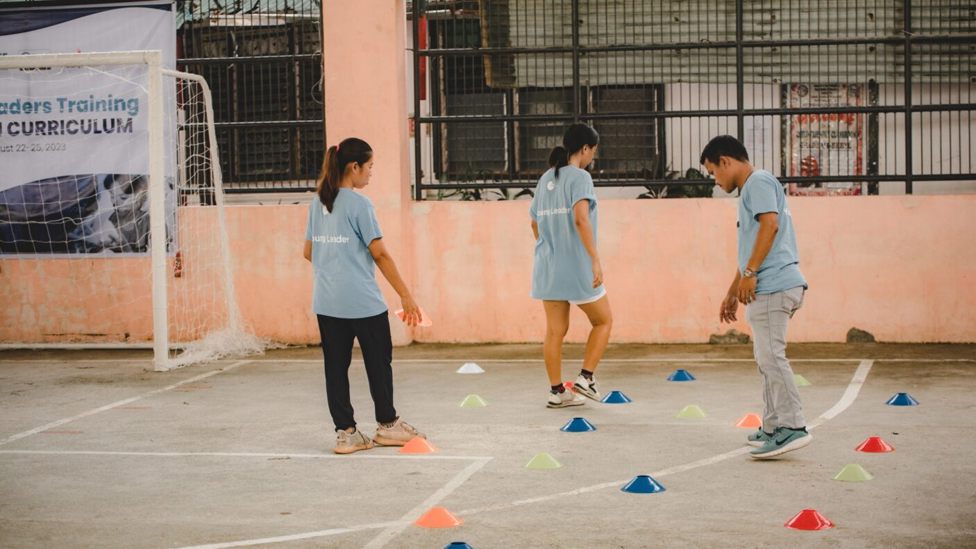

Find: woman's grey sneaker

[572,374,602,401]
[547,389,585,408]
[334,429,374,455]
[373,418,425,446]
[750,427,812,459]
[747,429,773,447]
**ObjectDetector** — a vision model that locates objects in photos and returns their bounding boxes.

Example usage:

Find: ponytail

[315,138,373,212]
[549,123,599,179]
[548,146,569,178]
[316,146,342,212]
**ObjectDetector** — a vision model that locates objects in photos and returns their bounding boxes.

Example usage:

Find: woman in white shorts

[529,123,613,408]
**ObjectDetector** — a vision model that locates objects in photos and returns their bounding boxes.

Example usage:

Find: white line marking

[455,359,875,516]
[808,359,874,427]
[175,521,404,549]
[0,450,494,461]
[0,360,251,447]
[171,458,493,549]
[362,457,492,549]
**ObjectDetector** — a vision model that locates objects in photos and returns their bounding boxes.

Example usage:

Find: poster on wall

[786,83,864,196]
[0,1,175,255]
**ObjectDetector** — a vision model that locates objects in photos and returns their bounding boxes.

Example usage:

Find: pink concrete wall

[230,194,975,344]
[4,196,972,345]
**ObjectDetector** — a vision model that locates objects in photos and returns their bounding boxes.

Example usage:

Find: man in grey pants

[701,135,811,459]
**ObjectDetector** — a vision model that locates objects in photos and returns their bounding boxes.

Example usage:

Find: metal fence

[411,0,976,199]
[177,0,323,193]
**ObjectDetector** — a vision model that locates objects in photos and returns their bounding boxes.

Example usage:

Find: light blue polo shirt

[530,165,603,302]
[305,189,388,318]
[738,170,808,294]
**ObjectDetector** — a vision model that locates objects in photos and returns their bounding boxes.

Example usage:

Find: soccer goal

[0,51,266,371]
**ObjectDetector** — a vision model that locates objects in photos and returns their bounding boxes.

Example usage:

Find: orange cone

[735,413,762,428]
[414,506,462,528]
[399,436,437,454]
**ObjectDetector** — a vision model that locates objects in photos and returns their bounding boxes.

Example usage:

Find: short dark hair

[700,135,749,165]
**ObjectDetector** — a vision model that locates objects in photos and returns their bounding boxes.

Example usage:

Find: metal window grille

[411,0,976,199]
[178,0,324,193]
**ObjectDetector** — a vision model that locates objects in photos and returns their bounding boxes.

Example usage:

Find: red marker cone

[785,509,835,530]
[415,506,462,528]
[855,436,894,453]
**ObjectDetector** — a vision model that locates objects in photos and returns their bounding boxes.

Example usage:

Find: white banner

[0,1,175,254]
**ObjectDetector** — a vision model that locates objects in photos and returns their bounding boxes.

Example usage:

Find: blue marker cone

[601,390,632,404]
[444,543,474,549]
[886,392,919,406]
[561,417,596,432]
[667,369,696,382]
[621,475,666,494]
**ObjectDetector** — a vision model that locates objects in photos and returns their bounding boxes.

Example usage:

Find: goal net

[0,51,267,371]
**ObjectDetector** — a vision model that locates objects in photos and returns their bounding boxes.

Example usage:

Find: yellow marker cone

[833,463,873,482]
[676,405,707,418]
[459,394,487,408]
[794,374,812,387]
[525,452,562,470]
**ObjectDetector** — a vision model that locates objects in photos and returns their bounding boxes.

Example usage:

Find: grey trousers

[746,286,807,431]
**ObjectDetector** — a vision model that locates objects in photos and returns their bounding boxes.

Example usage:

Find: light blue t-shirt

[738,170,808,294]
[305,189,388,318]
[530,165,603,301]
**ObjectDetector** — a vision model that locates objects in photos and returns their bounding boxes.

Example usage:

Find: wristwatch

[742,268,757,278]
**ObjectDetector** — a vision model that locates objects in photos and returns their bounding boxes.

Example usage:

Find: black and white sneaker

[547,389,585,408]
[572,374,602,401]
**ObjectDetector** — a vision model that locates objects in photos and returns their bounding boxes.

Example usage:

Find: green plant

[637,167,713,199]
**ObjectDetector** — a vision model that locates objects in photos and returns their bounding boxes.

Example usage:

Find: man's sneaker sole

[546,398,585,409]
[750,433,813,459]
[571,385,601,402]
[334,440,374,455]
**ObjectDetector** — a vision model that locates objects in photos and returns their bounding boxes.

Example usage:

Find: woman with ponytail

[303,137,426,454]
[530,123,613,408]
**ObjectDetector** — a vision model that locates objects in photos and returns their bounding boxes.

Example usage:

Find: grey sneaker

[373,418,425,446]
[334,428,373,455]
[747,429,774,448]
[750,427,812,459]
[547,388,585,408]
[572,374,602,401]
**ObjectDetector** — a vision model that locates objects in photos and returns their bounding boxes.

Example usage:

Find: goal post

[0,51,267,371]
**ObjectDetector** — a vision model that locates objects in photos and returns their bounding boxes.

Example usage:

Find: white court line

[809,359,874,427]
[0,450,494,462]
[168,359,875,548]
[361,457,492,549]
[0,360,251,447]
[172,458,493,549]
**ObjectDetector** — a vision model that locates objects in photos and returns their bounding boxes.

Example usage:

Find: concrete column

[322,0,414,344]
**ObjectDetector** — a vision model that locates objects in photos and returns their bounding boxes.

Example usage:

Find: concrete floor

[1,343,974,548]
